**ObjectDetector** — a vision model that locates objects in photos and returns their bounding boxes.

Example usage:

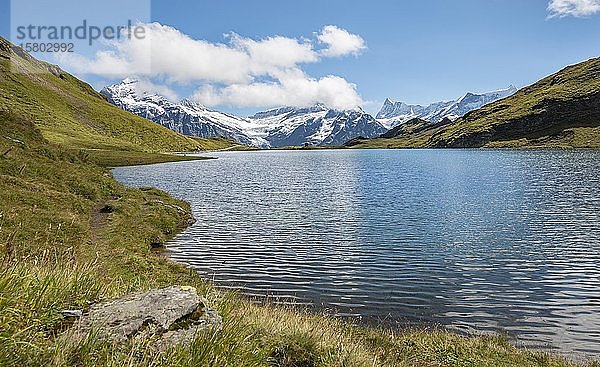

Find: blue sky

[2,0,600,114]
[151,0,600,107]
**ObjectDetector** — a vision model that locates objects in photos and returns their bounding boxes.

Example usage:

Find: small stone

[60,310,83,318]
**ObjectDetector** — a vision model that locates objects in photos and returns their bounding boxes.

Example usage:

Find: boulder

[66,286,221,349]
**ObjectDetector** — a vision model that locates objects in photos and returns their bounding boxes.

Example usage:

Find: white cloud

[548,0,600,17]
[192,71,362,110]
[317,25,366,57]
[56,23,367,110]
[57,23,252,84]
[228,32,318,73]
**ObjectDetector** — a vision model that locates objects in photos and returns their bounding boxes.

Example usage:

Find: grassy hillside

[0,36,238,155]
[351,58,600,149]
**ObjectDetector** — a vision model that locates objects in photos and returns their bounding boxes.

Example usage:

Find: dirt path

[89,200,116,245]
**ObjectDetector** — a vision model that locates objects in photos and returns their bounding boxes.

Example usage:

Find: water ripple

[113,149,600,358]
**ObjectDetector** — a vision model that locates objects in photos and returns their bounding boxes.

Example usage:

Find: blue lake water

[113,149,600,358]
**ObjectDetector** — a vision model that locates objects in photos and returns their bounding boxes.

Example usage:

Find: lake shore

[117,151,596,366]
[1,126,597,366]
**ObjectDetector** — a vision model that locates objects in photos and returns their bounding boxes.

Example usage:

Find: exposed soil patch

[89,197,120,245]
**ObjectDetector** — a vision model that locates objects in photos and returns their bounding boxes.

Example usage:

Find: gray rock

[67,286,221,347]
[60,310,83,318]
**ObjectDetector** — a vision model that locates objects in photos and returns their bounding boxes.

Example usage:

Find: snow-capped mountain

[247,104,388,147]
[377,86,518,129]
[102,79,387,148]
[101,79,269,148]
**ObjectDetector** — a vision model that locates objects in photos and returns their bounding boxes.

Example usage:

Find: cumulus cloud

[57,23,252,84]
[548,0,600,17]
[317,25,366,57]
[56,23,366,110]
[192,71,362,110]
[227,33,318,73]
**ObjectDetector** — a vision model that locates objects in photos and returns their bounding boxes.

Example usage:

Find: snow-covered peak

[179,98,208,111]
[377,85,517,129]
[102,80,386,148]
[102,79,134,95]
[121,77,138,84]
[247,104,386,147]
[245,102,389,147]
[456,85,517,105]
[101,79,269,148]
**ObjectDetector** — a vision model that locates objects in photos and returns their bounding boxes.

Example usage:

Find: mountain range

[102,79,518,148]
[349,57,600,149]
[247,104,387,147]
[100,61,600,151]
[376,86,517,129]
[101,80,387,148]
[101,79,268,148]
